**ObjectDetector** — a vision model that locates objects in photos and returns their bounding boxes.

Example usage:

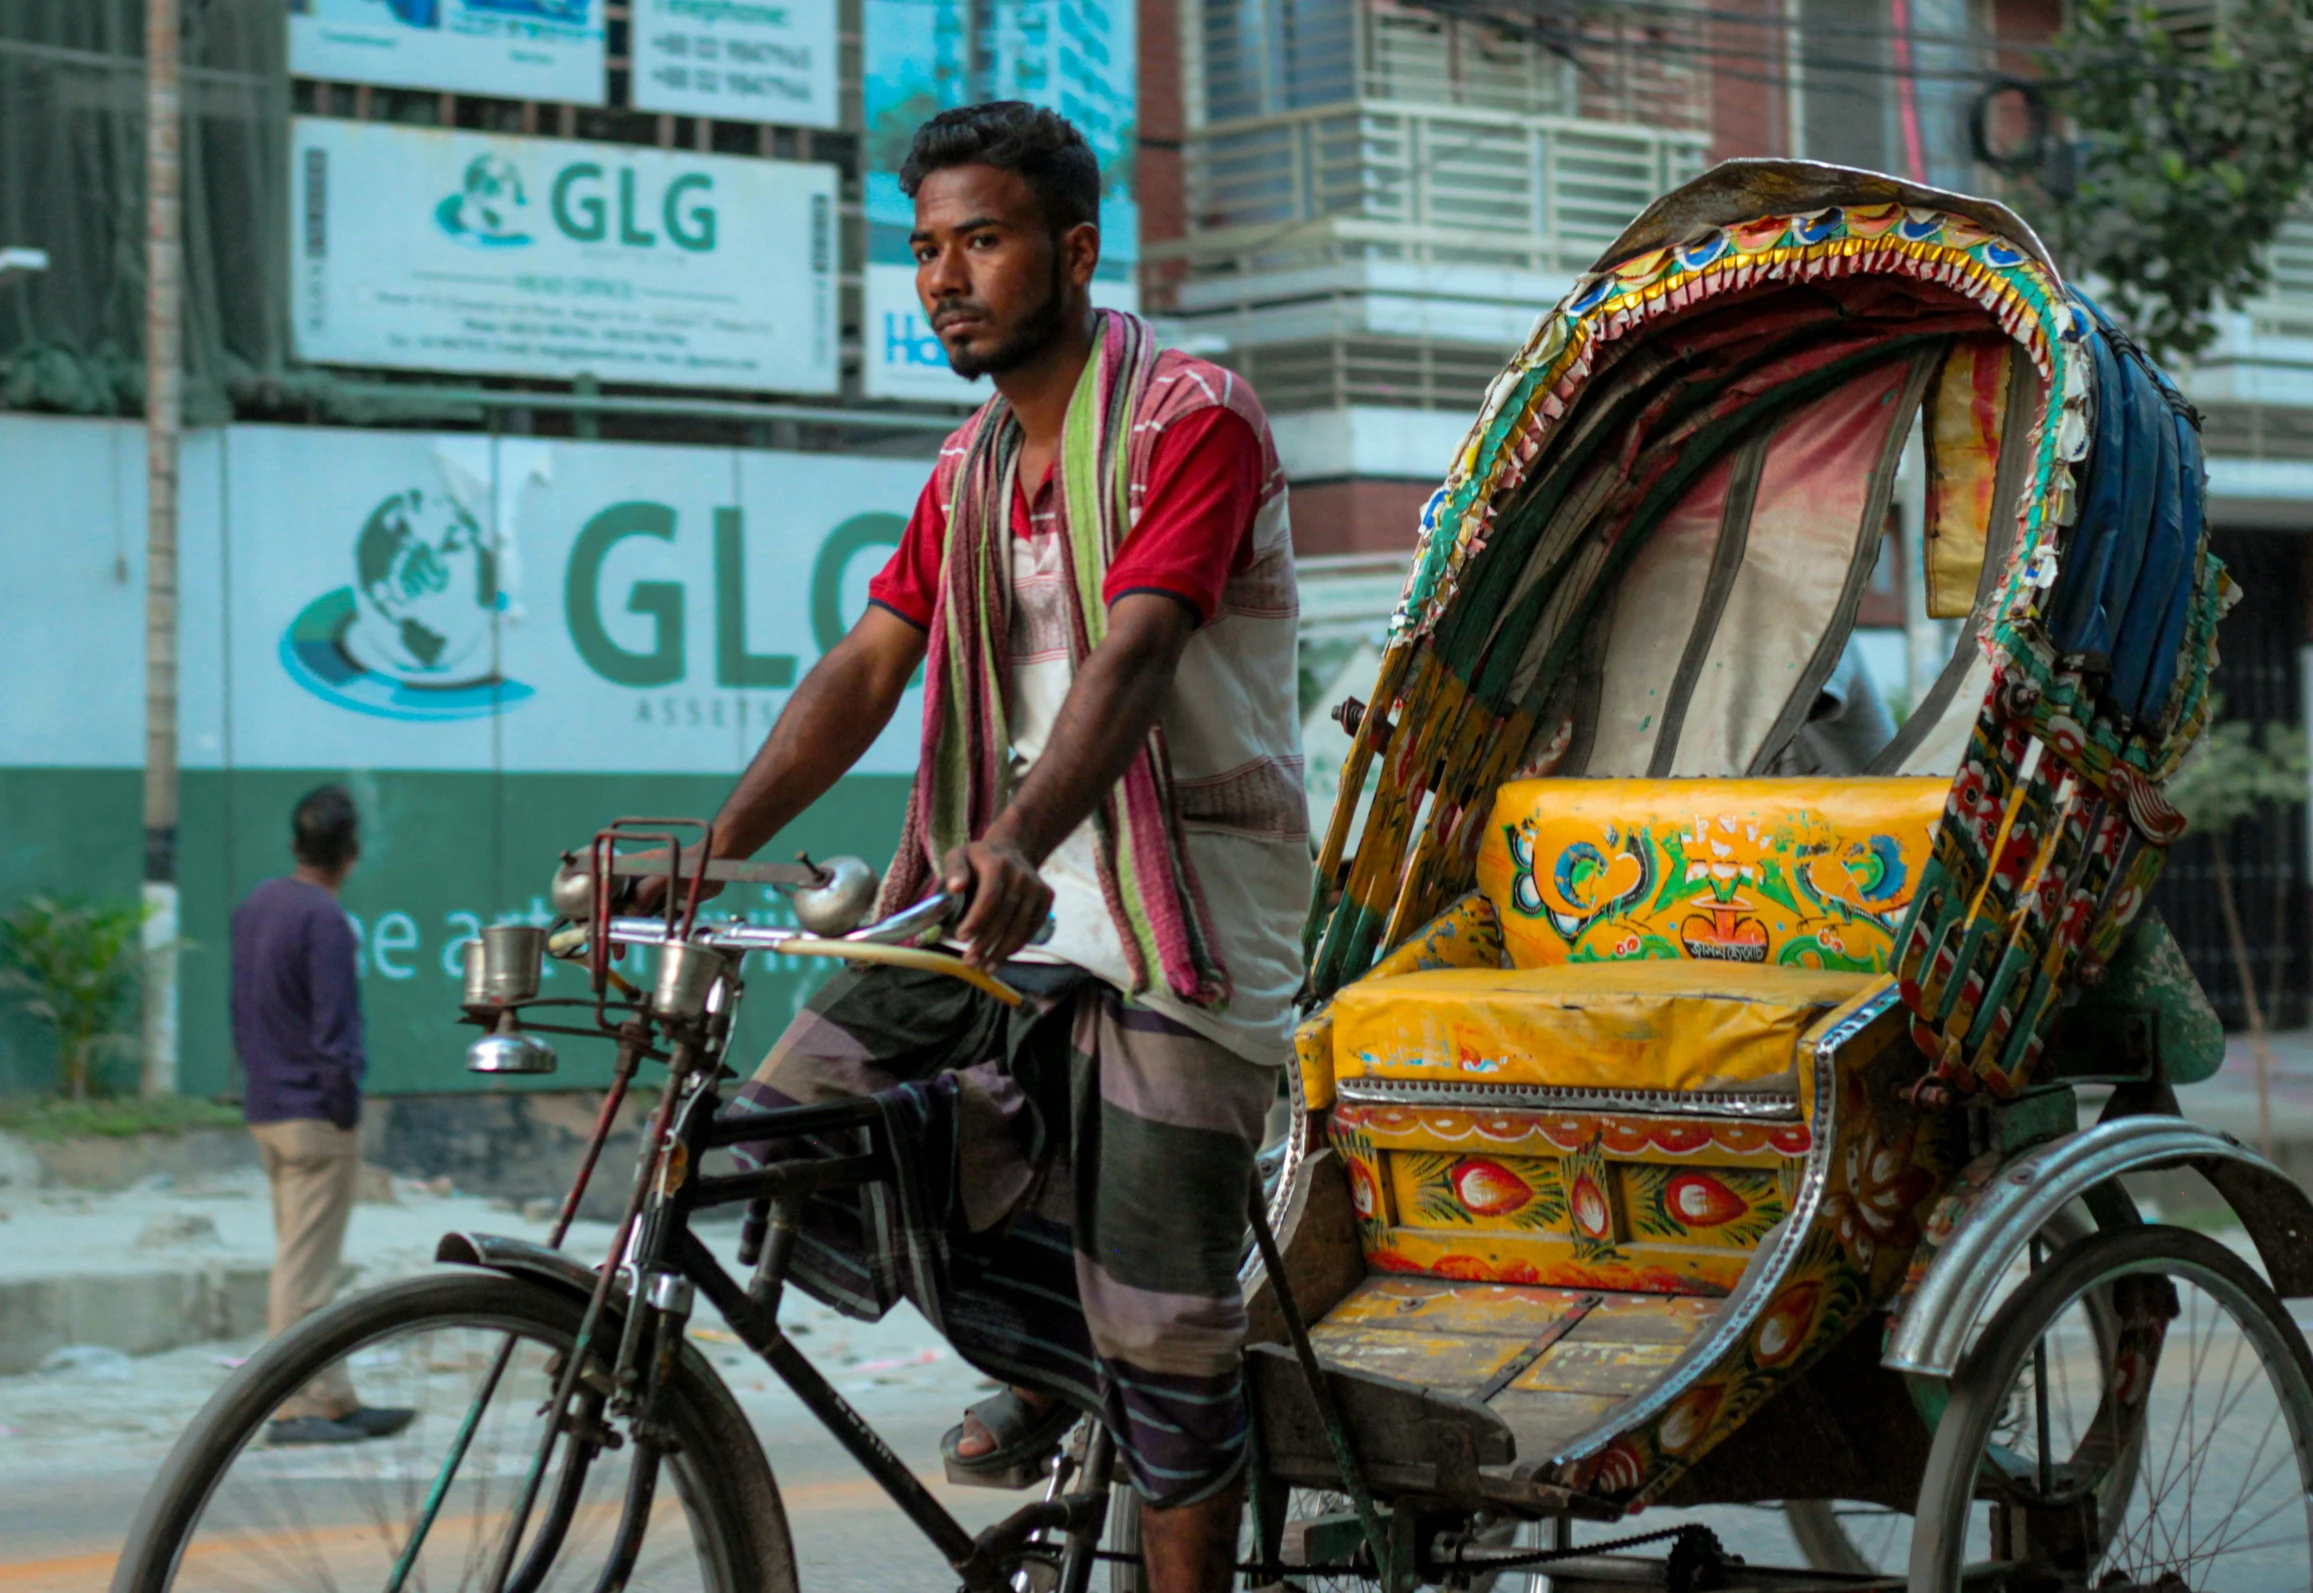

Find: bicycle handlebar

[601,889,960,954]
[602,888,1051,957]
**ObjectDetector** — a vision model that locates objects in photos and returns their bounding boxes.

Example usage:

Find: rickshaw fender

[435,1231,629,1307]
[1883,1116,2313,1379]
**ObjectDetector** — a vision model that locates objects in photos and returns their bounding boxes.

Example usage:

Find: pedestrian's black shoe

[268,1415,368,1446]
[340,1406,417,1439]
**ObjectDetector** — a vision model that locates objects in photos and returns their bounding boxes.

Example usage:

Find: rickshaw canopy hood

[1309,158,2227,1104]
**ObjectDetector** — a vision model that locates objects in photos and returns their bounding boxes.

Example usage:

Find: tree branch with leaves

[1991,0,2313,364]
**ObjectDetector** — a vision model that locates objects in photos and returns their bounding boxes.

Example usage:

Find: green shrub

[0,895,153,1100]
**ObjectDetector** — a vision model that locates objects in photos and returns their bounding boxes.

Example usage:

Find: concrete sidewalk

[0,1152,962,1475]
[2164,1028,2313,1146]
[2,1025,2305,1376]
[0,1151,610,1375]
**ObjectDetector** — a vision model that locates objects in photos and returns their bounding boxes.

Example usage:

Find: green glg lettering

[665,173,715,252]
[810,512,920,684]
[567,502,684,686]
[714,508,794,687]
[618,168,656,246]
[552,163,606,242]
[810,513,906,653]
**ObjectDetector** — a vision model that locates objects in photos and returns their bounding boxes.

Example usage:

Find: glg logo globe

[280,488,533,721]
[435,154,533,248]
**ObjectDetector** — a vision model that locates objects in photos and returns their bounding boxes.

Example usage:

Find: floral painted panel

[1475,777,1946,973]
[1334,1102,1809,1296]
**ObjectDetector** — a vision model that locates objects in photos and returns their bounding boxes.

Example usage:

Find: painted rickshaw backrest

[1475,778,1945,973]
[1304,159,2228,1107]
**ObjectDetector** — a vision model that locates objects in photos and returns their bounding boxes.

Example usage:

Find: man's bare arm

[709,605,929,860]
[948,592,1196,966]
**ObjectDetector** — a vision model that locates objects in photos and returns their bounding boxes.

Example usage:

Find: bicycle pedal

[941,1452,1053,1490]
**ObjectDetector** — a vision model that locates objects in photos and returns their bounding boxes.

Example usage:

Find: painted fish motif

[1448,1158,1534,1217]
[1665,1172,1749,1228]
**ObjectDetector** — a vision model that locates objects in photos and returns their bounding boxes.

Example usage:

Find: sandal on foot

[939,1390,1076,1489]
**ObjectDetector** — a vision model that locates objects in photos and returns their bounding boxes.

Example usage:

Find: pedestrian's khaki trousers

[250,1119,361,1420]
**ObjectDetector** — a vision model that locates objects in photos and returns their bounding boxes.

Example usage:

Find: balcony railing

[1156,102,1712,284]
[2246,213,2313,342]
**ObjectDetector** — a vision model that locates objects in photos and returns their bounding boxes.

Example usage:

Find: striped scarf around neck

[879,310,1229,1006]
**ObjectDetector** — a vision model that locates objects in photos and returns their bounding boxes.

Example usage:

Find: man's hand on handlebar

[942,839,1055,971]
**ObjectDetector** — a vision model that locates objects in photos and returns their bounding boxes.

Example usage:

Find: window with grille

[1362,1,1574,116]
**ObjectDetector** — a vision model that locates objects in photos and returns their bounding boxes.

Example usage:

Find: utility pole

[141,0,183,1098]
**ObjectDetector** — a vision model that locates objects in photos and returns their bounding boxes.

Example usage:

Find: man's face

[910,164,1096,380]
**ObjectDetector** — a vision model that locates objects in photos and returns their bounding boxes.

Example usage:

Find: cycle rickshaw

[115,160,2313,1593]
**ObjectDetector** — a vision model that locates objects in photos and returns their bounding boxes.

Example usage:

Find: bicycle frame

[398,822,1760,1593]
[401,822,1116,1593]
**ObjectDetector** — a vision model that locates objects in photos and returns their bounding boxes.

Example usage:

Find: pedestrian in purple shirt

[231,785,410,1446]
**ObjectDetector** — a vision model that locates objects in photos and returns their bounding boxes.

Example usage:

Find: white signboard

[291,118,838,394]
[0,418,934,776]
[631,0,839,129]
[208,428,927,774]
[862,263,1140,402]
[289,0,608,104]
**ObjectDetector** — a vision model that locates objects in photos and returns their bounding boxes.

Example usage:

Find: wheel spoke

[1919,1229,2313,1593]
[113,1277,757,1593]
[2198,1399,2289,1557]
[2172,1295,2254,1565]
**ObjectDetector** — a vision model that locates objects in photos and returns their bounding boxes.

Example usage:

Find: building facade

[2,0,2307,1106]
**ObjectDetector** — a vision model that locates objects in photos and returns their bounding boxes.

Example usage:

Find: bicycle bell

[654,942,728,1020]
[549,852,594,920]
[788,854,878,936]
[466,1010,558,1075]
[479,924,547,1003]
[458,938,490,1009]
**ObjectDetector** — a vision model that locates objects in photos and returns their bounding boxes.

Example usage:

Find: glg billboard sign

[289,0,610,103]
[167,428,931,776]
[630,0,840,128]
[290,118,839,395]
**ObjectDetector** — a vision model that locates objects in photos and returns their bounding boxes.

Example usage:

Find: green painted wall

[0,766,910,1098]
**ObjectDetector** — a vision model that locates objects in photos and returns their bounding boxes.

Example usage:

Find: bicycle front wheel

[112,1268,797,1593]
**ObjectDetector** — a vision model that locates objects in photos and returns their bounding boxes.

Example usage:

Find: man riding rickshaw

[117,114,2313,1593]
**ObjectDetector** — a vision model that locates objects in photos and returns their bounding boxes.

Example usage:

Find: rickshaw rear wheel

[1907,1225,2313,1593]
[1787,1205,2111,1577]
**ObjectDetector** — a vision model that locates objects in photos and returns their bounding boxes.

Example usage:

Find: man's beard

[940,257,1069,380]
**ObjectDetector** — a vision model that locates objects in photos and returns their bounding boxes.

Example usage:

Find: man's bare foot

[1138,1476,1244,1593]
[954,1387,1054,1459]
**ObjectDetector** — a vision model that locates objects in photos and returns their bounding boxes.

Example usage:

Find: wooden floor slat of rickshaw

[1308,1276,1721,1459]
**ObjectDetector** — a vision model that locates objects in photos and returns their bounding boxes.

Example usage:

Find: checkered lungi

[722,961,1273,1505]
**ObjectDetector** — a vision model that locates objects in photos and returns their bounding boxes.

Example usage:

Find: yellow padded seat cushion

[1333,963,1875,1095]
[1474,776,1945,973]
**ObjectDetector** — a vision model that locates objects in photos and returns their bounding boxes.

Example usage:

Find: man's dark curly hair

[292,783,359,871]
[898,102,1100,236]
